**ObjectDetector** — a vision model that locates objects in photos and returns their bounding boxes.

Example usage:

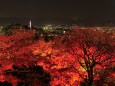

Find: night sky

[0,0,115,25]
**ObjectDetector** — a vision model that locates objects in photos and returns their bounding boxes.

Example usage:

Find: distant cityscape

[0,20,115,39]
[1,17,115,26]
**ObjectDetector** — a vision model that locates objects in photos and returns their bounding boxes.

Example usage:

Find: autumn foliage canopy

[0,27,114,86]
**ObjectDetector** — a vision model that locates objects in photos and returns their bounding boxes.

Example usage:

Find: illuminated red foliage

[0,27,114,86]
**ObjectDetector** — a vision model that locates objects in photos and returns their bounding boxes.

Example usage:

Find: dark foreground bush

[5,64,51,86]
[0,81,12,86]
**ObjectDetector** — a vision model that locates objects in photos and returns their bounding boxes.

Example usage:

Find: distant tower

[29,20,32,29]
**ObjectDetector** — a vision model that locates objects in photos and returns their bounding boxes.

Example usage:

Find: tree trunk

[87,81,93,86]
[87,68,93,86]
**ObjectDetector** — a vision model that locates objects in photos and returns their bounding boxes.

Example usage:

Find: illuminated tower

[29,20,32,29]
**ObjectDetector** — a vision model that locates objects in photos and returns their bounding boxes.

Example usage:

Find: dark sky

[0,0,115,24]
